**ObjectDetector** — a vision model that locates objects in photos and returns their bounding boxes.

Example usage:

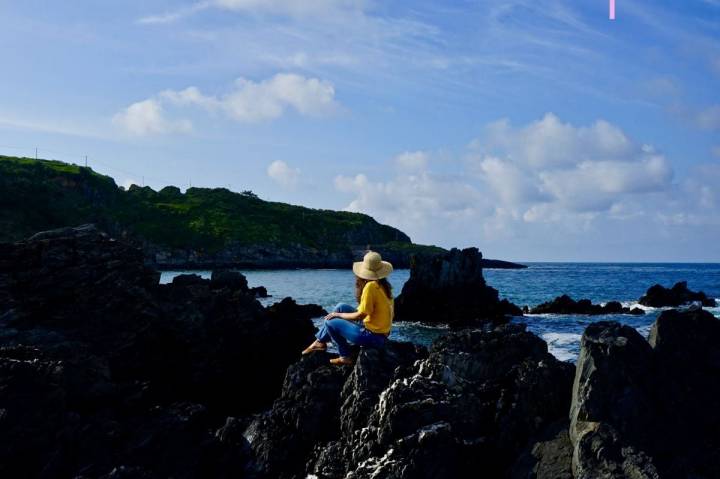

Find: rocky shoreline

[1,226,718,478]
[145,247,528,271]
[526,295,645,315]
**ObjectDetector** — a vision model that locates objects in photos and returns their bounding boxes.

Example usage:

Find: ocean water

[160,263,720,362]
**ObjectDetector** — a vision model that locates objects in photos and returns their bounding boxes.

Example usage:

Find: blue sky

[1,0,719,261]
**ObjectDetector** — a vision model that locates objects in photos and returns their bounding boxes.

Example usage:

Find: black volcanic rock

[482,258,527,269]
[569,309,720,478]
[244,352,351,479]
[639,281,716,307]
[208,269,270,297]
[210,269,249,291]
[394,247,522,328]
[250,286,270,298]
[528,295,644,315]
[0,225,317,478]
[305,325,574,479]
[245,342,426,479]
[266,297,327,321]
[171,272,206,286]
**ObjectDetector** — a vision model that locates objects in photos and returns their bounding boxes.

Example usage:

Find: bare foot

[302,340,327,355]
[329,356,354,366]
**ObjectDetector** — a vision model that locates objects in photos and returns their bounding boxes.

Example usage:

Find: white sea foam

[541,332,582,362]
[620,301,660,311]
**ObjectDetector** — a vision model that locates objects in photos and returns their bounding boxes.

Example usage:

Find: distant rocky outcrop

[526,295,644,315]
[639,281,716,307]
[481,258,528,269]
[568,309,720,478]
[0,225,318,478]
[394,247,523,328]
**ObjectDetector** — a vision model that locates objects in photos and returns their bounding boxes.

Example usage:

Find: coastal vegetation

[0,155,444,265]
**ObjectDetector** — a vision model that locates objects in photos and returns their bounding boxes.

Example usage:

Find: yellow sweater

[357,281,393,335]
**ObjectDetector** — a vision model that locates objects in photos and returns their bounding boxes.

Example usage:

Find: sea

[160,263,720,362]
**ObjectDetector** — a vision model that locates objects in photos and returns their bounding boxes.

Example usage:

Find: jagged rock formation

[569,309,720,478]
[3,223,719,479]
[394,247,523,328]
[527,295,644,315]
[245,342,426,479]
[0,225,318,478]
[244,324,574,479]
[638,281,716,307]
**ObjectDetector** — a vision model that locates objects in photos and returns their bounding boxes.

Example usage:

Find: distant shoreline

[151,257,528,271]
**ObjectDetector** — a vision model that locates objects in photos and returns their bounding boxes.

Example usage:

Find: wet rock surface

[638,281,716,307]
[0,225,317,478]
[527,295,644,315]
[394,247,522,328]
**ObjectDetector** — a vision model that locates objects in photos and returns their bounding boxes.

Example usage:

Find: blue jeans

[316,303,387,357]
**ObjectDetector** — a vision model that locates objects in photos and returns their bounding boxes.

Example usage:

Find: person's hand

[324,312,338,320]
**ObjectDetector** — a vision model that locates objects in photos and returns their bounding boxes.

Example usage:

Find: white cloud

[113,73,339,135]
[469,155,550,205]
[267,160,300,186]
[465,113,673,216]
[112,99,192,136]
[222,74,338,121]
[160,73,338,123]
[159,86,217,108]
[475,113,634,169]
[334,170,491,241]
[538,155,672,213]
[333,114,701,251]
[394,151,428,171]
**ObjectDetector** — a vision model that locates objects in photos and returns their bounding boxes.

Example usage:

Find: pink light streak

[610,0,616,20]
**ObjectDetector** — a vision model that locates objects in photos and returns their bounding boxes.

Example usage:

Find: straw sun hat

[353,251,393,280]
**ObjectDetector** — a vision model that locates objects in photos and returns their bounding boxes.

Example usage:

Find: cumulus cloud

[334,169,491,239]
[333,114,703,252]
[112,99,192,136]
[162,74,338,122]
[267,160,301,186]
[113,73,339,135]
[469,155,550,205]
[475,113,634,169]
[537,155,672,213]
[461,114,675,219]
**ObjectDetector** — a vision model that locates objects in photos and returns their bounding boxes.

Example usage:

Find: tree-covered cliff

[0,155,445,267]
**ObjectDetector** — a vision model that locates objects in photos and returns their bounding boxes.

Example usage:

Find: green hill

[0,155,444,267]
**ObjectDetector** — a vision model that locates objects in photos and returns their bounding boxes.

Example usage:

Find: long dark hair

[355,276,393,303]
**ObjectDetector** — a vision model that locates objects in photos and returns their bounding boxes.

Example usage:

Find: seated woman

[302,251,394,365]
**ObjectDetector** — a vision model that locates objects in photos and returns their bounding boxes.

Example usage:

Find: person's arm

[324,310,366,321]
[325,282,375,321]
